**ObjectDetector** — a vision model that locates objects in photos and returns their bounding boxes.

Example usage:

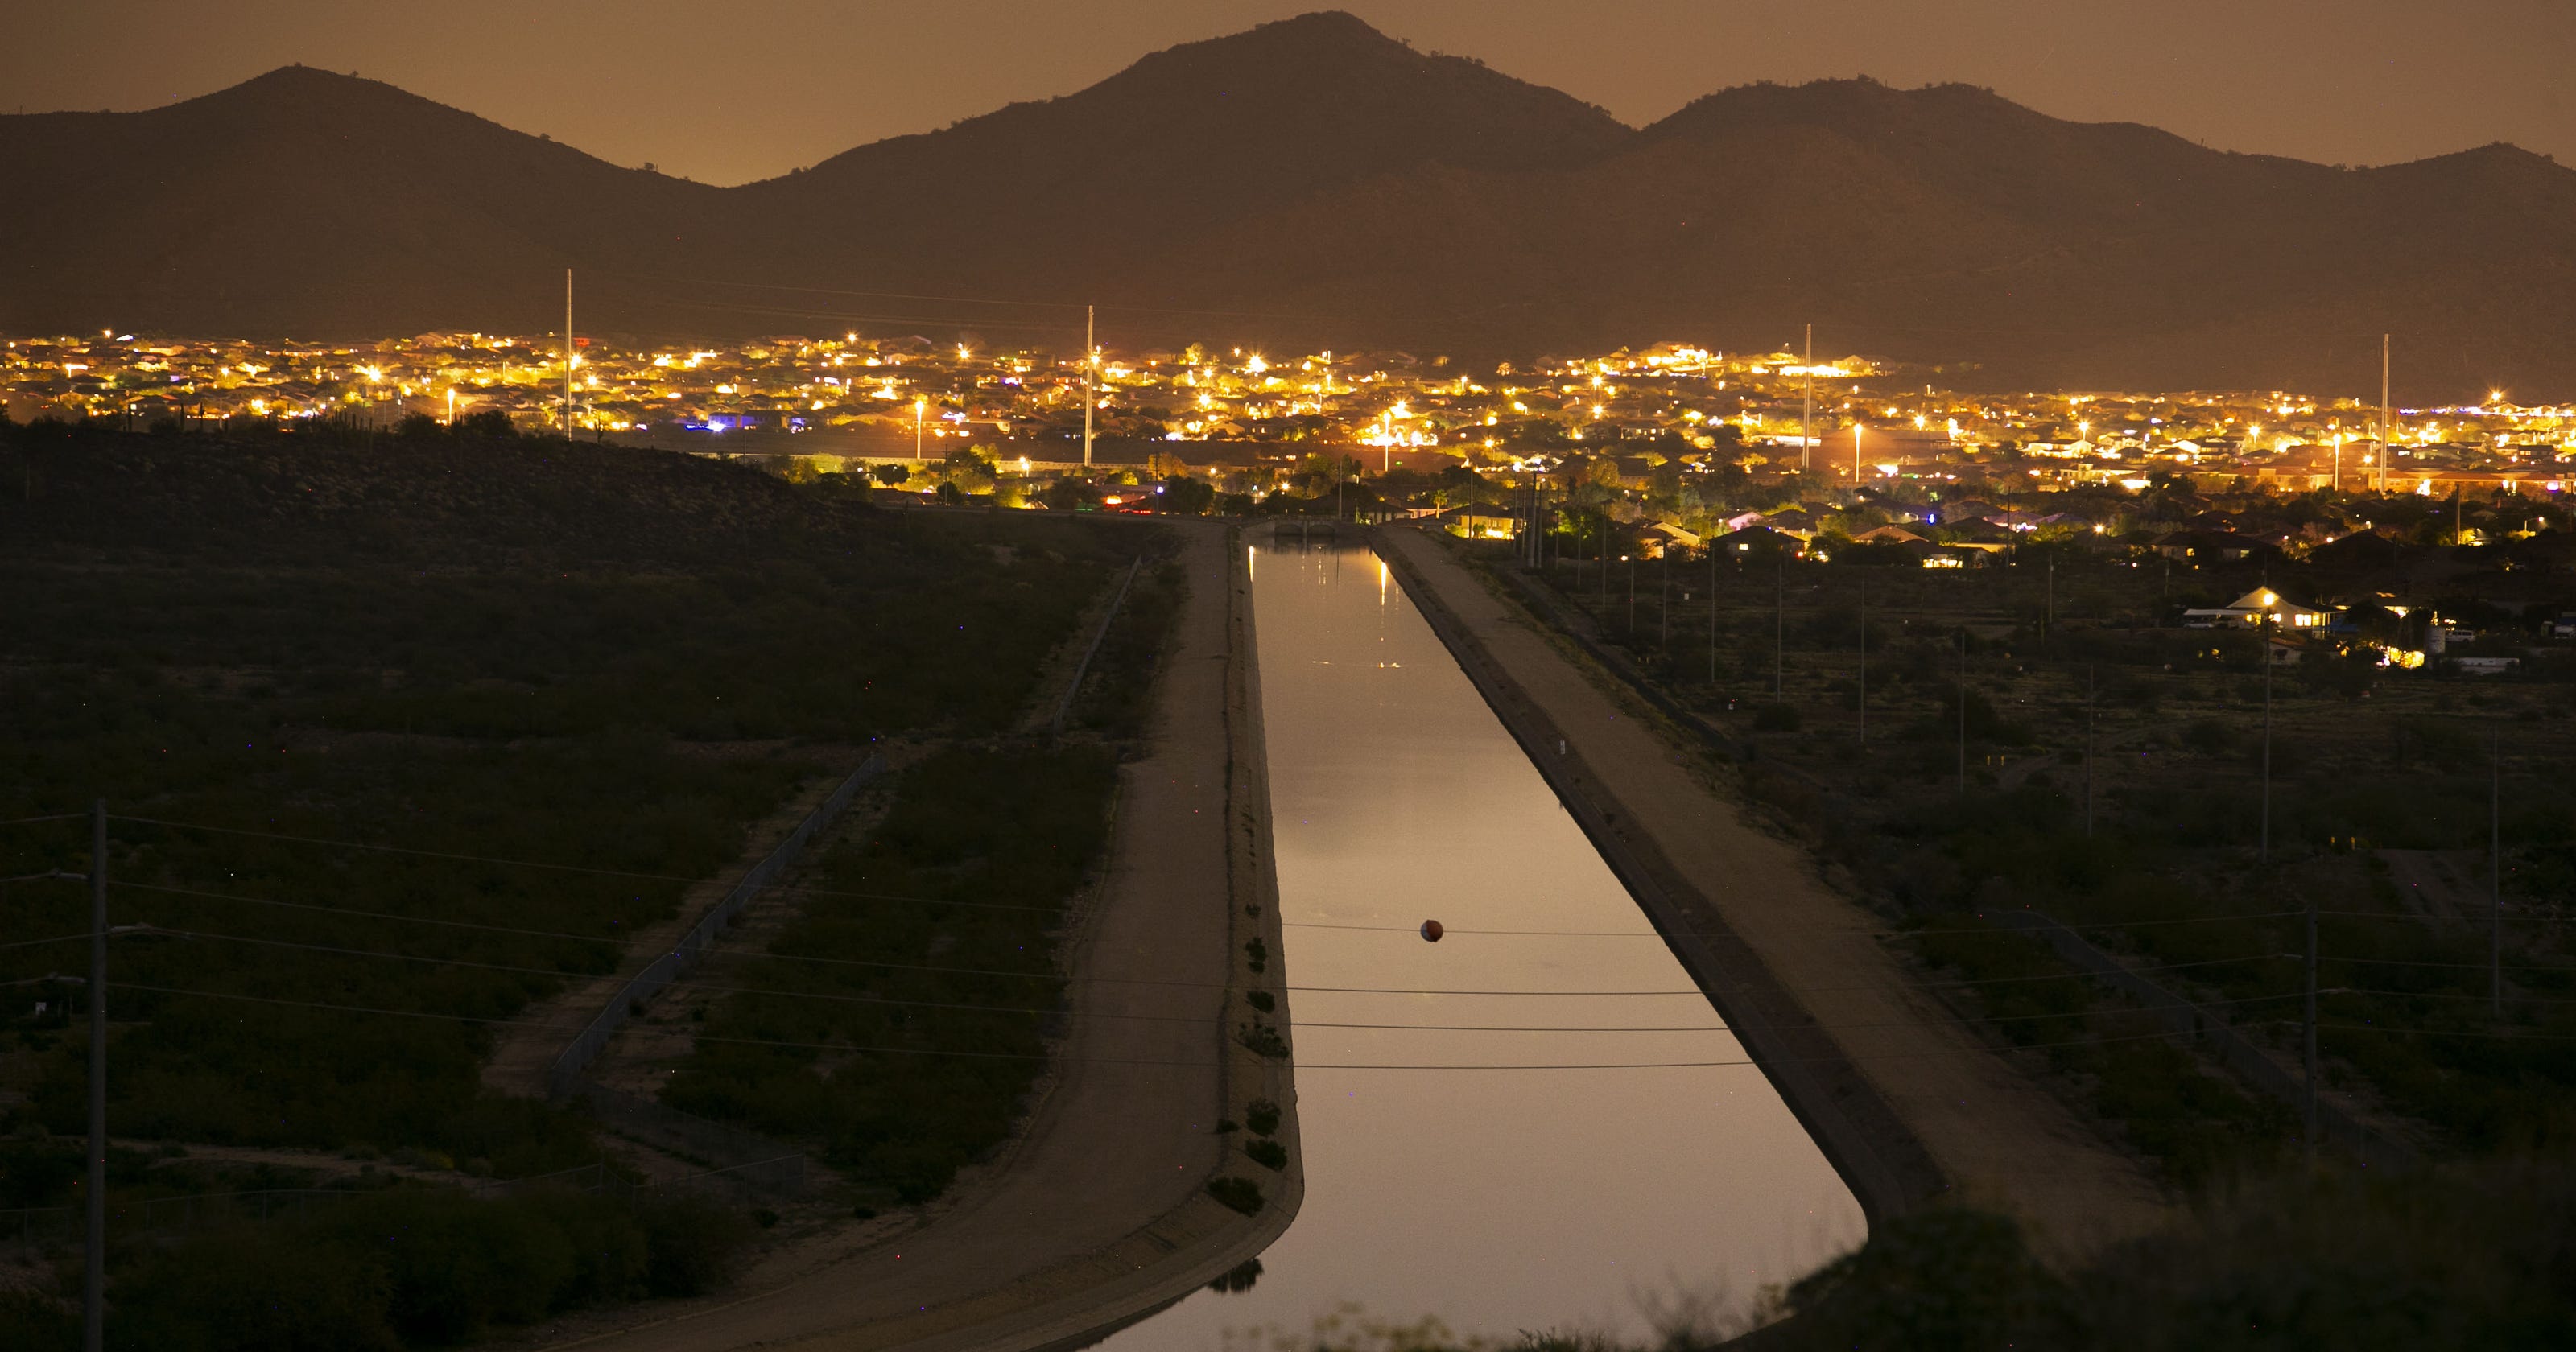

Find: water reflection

[1096,540,1860,1350]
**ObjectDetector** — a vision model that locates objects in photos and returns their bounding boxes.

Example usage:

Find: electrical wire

[106,817,1065,915]
[92,880,2312,1001]
[103,979,2264,1072]
[113,922,2310,1038]
[0,815,85,827]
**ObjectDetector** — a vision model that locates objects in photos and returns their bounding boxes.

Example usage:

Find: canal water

[1097,538,1860,1350]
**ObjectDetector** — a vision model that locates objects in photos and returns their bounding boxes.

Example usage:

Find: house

[1763,508,1818,539]
[1852,525,1928,546]
[2182,587,2336,629]
[1641,521,1703,557]
[1709,525,1802,558]
[2154,530,2277,563]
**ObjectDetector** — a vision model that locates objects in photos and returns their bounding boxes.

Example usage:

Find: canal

[1098,538,1860,1350]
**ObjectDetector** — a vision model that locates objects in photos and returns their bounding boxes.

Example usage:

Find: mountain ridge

[2,11,2570,398]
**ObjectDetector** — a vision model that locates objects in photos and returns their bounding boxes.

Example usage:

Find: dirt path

[526,522,1296,1352]
[1380,527,2168,1260]
[481,769,857,1099]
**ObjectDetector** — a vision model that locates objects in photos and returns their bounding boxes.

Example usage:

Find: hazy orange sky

[9,1,2570,185]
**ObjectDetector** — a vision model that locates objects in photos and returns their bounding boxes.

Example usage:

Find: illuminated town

[8,328,2572,547]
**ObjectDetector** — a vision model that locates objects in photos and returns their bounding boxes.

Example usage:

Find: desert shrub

[1206,1176,1265,1215]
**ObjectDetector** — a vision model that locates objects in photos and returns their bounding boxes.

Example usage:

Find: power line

[105,816,1063,915]
[97,879,2314,1001]
[0,815,85,828]
[1288,921,1659,938]
[115,922,2308,1039]
[110,880,630,946]
[105,979,2265,1072]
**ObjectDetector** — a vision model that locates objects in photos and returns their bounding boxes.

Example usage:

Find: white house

[2182,587,2334,629]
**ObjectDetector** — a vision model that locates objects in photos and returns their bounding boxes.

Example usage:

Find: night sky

[9,1,2570,186]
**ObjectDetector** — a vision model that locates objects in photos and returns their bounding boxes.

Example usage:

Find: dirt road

[532,523,1297,1352]
[1378,527,2166,1259]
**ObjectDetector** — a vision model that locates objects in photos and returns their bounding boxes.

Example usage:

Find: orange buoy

[1419,919,1444,942]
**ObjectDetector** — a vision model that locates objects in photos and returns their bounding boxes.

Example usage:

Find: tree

[456,410,515,439]
[870,463,912,487]
[1156,474,1215,515]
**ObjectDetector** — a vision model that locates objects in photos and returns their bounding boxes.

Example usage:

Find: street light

[914,396,926,461]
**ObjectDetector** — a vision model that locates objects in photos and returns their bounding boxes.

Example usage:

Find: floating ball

[1419,919,1444,942]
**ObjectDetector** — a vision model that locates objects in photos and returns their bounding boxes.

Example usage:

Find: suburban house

[2182,587,2337,629]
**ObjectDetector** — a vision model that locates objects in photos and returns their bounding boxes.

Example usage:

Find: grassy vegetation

[1469,529,2576,1185]
[0,419,1138,1339]
[3,1184,752,1352]
[1183,1160,2576,1350]
[662,744,1120,1204]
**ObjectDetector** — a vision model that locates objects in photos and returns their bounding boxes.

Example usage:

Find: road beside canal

[1377,526,2168,1260]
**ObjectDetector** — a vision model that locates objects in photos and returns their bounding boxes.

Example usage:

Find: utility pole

[1626,553,1636,634]
[1957,629,1968,793]
[2260,611,2274,862]
[1856,583,1868,749]
[1082,305,1096,469]
[2379,333,2392,496]
[1660,551,1670,647]
[2304,885,2318,1164]
[1774,561,1785,697]
[562,269,575,435]
[1852,421,1863,485]
[2084,665,2096,838]
[914,397,926,461]
[1708,548,1719,686]
[85,798,105,1352]
[2493,727,2504,1016]
[1802,324,1814,473]
[2044,553,2054,653]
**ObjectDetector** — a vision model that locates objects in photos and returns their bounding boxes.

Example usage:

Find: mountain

[3,12,2572,398]
[0,65,724,336]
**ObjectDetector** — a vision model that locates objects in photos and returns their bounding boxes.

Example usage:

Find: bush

[1244,1098,1282,1136]
[1243,1137,1287,1171]
[1206,1176,1265,1215]
[1753,702,1802,732]
[640,1193,756,1296]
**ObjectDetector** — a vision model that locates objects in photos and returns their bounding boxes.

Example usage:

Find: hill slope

[2,12,2571,397]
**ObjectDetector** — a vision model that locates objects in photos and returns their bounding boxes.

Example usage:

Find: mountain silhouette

[2,11,2570,398]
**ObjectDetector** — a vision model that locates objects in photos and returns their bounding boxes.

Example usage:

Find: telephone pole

[562,270,575,435]
[85,799,105,1352]
[2304,884,2318,1164]
[1957,629,1968,793]
[1856,583,1868,749]
[2084,665,2097,837]
[1801,324,1814,473]
[1708,547,1720,686]
[2493,727,2504,1016]
[2260,611,2274,862]
[1082,305,1096,469]
[2378,333,2392,496]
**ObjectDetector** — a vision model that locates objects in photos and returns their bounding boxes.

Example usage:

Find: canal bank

[1089,534,1860,1349]
[1373,526,2168,1259]
[532,522,1301,1352]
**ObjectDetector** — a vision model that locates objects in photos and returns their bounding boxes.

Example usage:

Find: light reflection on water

[1095,540,1860,1350]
